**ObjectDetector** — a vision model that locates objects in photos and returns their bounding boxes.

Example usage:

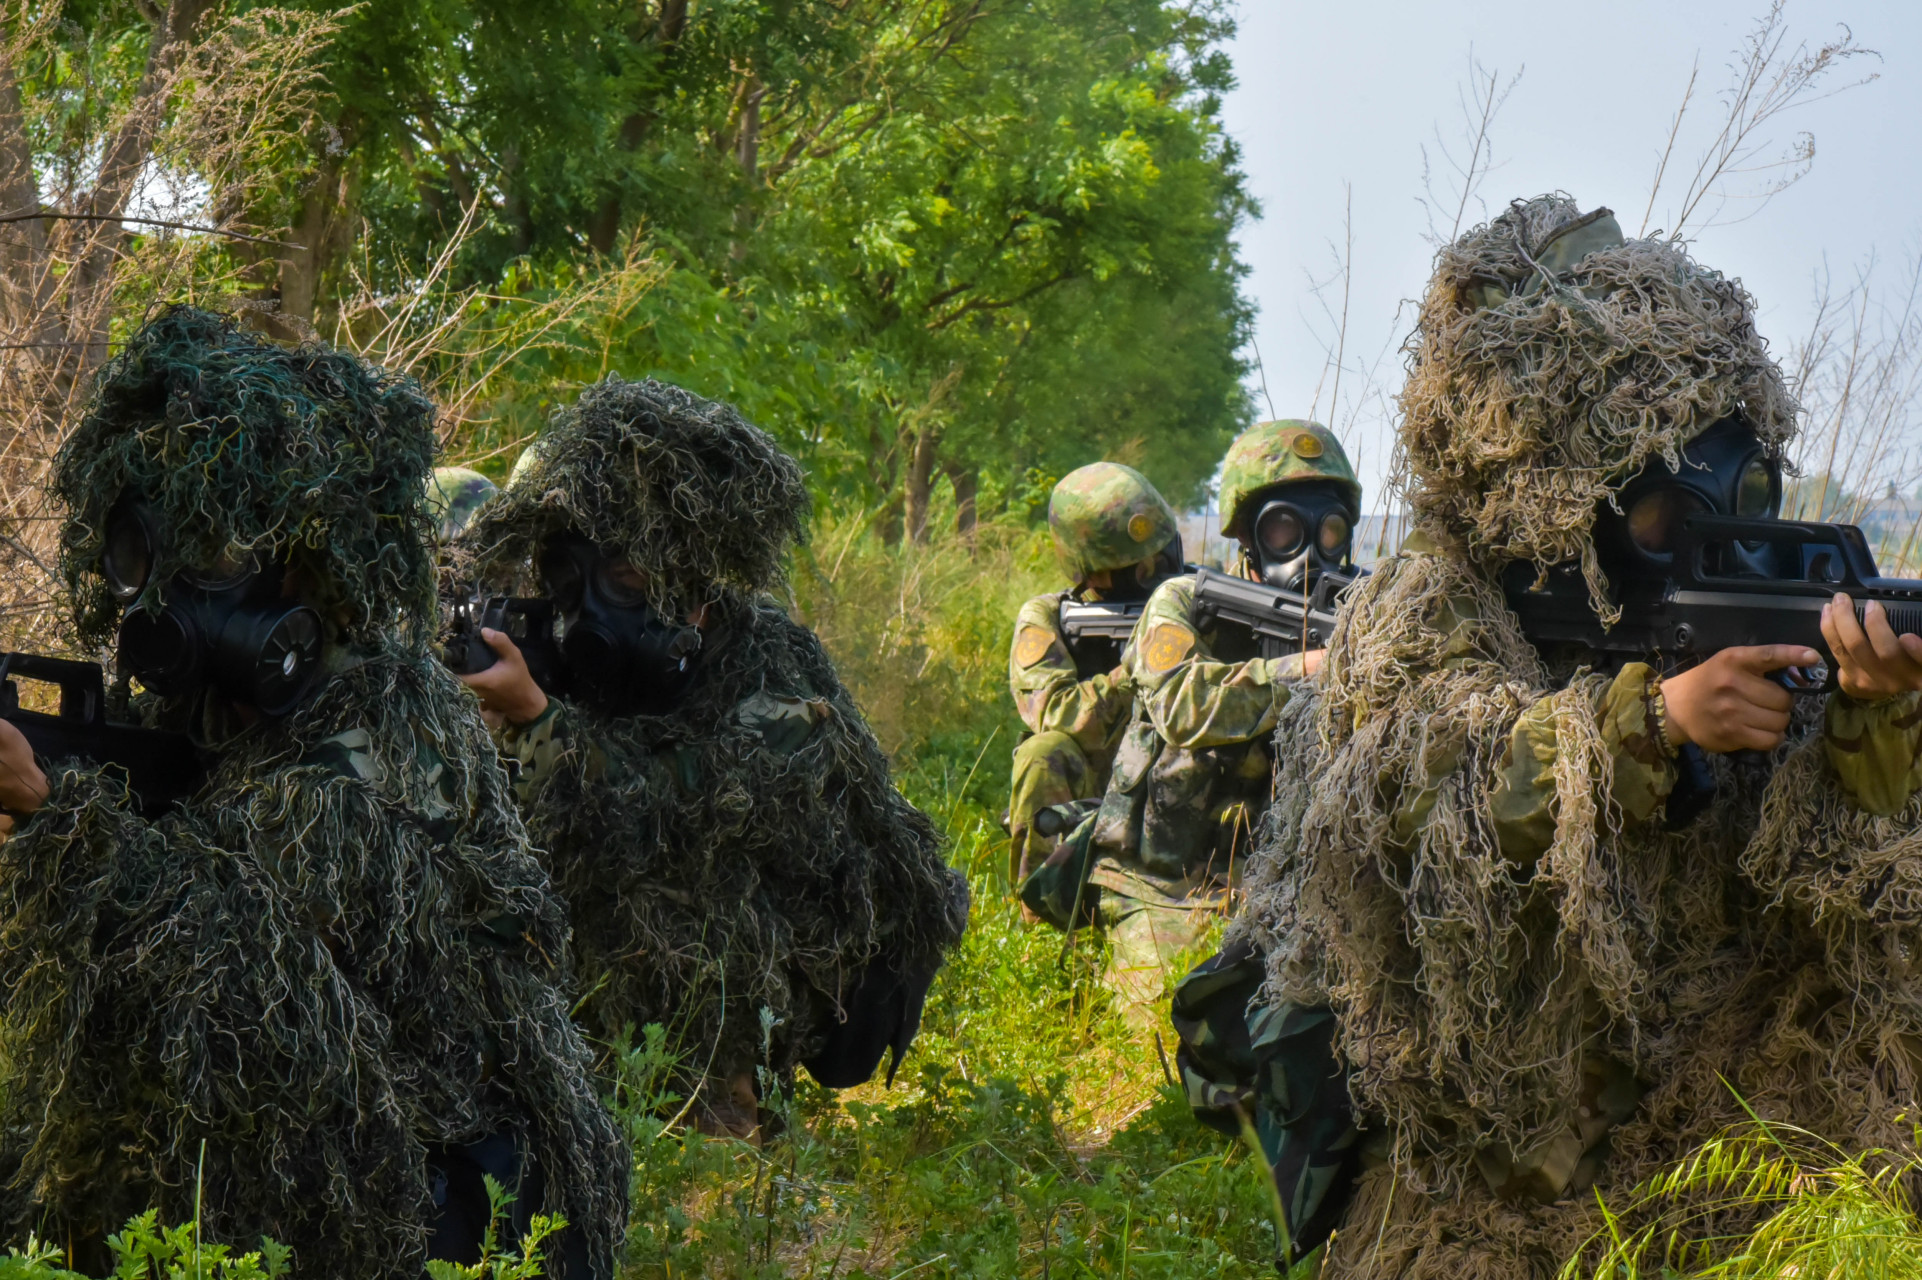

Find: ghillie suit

[459,375,968,1113]
[1006,462,1179,886]
[1236,196,1922,1278]
[0,308,628,1278]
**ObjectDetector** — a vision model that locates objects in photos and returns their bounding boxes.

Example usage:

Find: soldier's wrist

[1649,677,1684,754]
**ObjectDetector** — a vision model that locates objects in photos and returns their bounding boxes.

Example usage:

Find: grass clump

[1565,1121,1922,1279]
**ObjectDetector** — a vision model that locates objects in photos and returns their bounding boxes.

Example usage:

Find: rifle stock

[0,652,202,814]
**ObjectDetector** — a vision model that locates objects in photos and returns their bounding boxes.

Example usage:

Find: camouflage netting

[55,305,439,648]
[461,377,966,1086]
[1236,197,1922,1279]
[0,311,627,1276]
[460,374,810,612]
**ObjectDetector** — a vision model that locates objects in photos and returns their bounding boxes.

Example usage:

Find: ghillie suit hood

[0,312,627,1276]
[1238,197,1922,1279]
[460,373,810,613]
[464,378,965,1086]
[56,306,440,650]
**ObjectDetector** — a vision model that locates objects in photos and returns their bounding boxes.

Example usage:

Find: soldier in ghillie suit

[1231,196,1922,1277]
[454,375,969,1140]
[1006,462,1182,887]
[0,308,627,1276]
[1024,421,1360,1017]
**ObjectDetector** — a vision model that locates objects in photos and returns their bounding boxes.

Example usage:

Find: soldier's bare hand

[1301,648,1326,677]
[1822,593,1922,701]
[1661,644,1817,754]
[456,627,550,726]
[0,718,48,815]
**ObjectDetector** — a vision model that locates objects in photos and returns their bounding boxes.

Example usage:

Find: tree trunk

[875,491,905,547]
[903,423,941,545]
[944,462,978,543]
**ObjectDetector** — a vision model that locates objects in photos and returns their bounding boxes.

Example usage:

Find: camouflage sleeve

[1130,578,1291,750]
[1489,663,1677,865]
[1008,593,1133,753]
[1824,689,1922,816]
[494,700,579,808]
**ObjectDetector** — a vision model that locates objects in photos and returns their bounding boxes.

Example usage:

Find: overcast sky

[1219,0,1922,510]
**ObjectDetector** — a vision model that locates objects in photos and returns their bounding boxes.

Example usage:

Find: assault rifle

[0,652,202,815]
[1504,513,1922,681]
[1189,566,1361,659]
[441,591,569,695]
[1056,598,1145,646]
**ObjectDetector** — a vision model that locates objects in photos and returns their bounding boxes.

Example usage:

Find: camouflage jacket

[1008,590,1135,772]
[1090,573,1308,889]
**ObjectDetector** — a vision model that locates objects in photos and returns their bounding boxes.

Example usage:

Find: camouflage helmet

[1048,462,1179,580]
[1218,420,1361,541]
[507,434,551,491]
[426,466,498,541]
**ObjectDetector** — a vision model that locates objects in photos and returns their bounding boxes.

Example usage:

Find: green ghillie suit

[460,376,968,1107]
[0,309,627,1276]
[1234,196,1922,1278]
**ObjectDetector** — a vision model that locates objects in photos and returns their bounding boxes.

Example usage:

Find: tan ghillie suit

[1241,197,1922,1278]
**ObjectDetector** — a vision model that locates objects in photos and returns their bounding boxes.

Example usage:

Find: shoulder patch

[1013,624,1057,669]
[1142,622,1196,675]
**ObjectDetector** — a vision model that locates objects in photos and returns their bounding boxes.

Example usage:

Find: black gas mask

[1596,415,1782,580]
[1245,481,1356,592]
[1081,535,1185,603]
[101,497,325,717]
[540,535,702,715]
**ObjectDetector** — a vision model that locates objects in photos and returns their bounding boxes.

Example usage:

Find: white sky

[1220,0,1922,510]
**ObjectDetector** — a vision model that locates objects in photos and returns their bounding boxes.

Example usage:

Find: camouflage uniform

[1025,423,1354,1016]
[1007,462,1178,883]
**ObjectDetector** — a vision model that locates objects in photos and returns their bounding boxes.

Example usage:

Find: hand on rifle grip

[1822,594,1922,702]
[1661,644,1819,754]
[456,628,549,727]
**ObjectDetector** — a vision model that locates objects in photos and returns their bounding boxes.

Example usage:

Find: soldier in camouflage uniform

[1024,421,1362,1017]
[428,465,500,542]
[0,308,626,1277]
[1006,462,1181,887]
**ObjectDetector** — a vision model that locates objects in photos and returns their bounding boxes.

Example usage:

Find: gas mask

[1245,481,1356,592]
[1596,415,1782,580]
[1080,536,1185,603]
[539,535,702,715]
[100,497,325,717]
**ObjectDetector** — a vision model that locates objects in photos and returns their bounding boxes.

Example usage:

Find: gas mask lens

[1318,511,1351,557]
[1256,507,1304,558]
[1736,457,1777,518]
[1625,489,1708,558]
[591,560,651,609]
[102,507,154,602]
